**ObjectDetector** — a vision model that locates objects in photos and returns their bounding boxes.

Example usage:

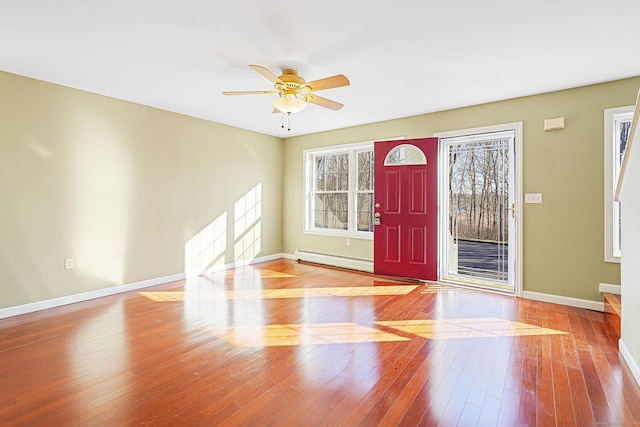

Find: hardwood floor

[1,259,639,426]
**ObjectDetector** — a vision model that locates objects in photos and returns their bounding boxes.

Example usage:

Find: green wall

[0,71,283,309]
[283,77,640,302]
[1,69,638,310]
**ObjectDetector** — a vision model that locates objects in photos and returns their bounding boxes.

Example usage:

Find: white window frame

[303,141,374,240]
[604,105,633,262]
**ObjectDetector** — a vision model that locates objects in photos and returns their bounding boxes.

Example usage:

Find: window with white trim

[304,142,374,238]
[604,106,633,262]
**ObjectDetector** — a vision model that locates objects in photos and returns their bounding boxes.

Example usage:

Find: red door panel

[384,169,401,213]
[385,226,400,262]
[410,170,426,214]
[410,226,426,264]
[374,138,438,281]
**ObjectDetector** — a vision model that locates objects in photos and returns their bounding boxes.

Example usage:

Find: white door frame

[434,122,523,297]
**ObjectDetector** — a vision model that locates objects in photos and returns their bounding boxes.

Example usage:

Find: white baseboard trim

[619,339,640,388]
[0,253,290,321]
[599,282,622,295]
[0,272,186,320]
[522,291,605,312]
[295,250,373,273]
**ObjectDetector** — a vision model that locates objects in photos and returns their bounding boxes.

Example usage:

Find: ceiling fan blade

[223,90,277,96]
[305,74,350,92]
[249,65,284,85]
[305,94,344,111]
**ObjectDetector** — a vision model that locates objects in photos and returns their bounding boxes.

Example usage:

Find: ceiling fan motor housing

[277,69,307,91]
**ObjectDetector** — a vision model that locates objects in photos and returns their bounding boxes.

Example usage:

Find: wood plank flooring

[1,259,639,426]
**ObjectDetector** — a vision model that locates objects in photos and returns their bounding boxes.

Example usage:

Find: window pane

[448,138,510,241]
[618,120,631,166]
[384,144,427,165]
[314,193,348,230]
[326,172,337,191]
[314,156,325,191]
[613,117,631,257]
[357,193,373,232]
[315,153,349,192]
[325,155,337,173]
[337,154,349,191]
[358,151,374,191]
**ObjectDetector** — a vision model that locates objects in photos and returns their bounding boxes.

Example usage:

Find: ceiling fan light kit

[223,65,350,131]
[272,92,307,113]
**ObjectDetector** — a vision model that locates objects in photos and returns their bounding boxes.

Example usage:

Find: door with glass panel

[373,138,438,280]
[440,130,516,293]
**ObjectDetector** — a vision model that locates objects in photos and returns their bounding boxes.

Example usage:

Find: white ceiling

[1,1,639,138]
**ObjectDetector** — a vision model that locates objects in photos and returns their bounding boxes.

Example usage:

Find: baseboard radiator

[295,250,373,273]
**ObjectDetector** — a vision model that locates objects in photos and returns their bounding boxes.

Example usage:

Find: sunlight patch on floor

[139,285,418,302]
[206,322,411,347]
[218,268,297,279]
[202,316,567,347]
[376,317,567,339]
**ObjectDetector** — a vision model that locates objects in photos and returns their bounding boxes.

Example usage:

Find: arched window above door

[383,144,427,165]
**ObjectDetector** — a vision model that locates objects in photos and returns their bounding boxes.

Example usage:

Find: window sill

[303,229,374,241]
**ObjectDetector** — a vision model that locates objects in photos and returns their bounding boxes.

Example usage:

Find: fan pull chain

[279,112,293,131]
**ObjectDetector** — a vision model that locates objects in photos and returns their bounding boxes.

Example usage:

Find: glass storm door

[373,138,438,281]
[440,130,516,293]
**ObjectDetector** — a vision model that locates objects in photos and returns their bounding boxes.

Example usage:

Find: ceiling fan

[223,65,350,130]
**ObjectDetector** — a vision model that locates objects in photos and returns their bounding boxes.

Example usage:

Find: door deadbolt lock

[374,211,381,226]
[375,203,380,208]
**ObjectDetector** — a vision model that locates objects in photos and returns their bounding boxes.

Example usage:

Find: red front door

[373,138,438,280]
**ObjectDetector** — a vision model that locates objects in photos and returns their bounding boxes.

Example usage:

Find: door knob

[374,212,381,218]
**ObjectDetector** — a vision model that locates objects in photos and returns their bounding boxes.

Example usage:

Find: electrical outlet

[346,239,351,247]
[65,258,74,270]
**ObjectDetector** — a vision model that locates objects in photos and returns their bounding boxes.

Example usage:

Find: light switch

[525,193,543,204]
